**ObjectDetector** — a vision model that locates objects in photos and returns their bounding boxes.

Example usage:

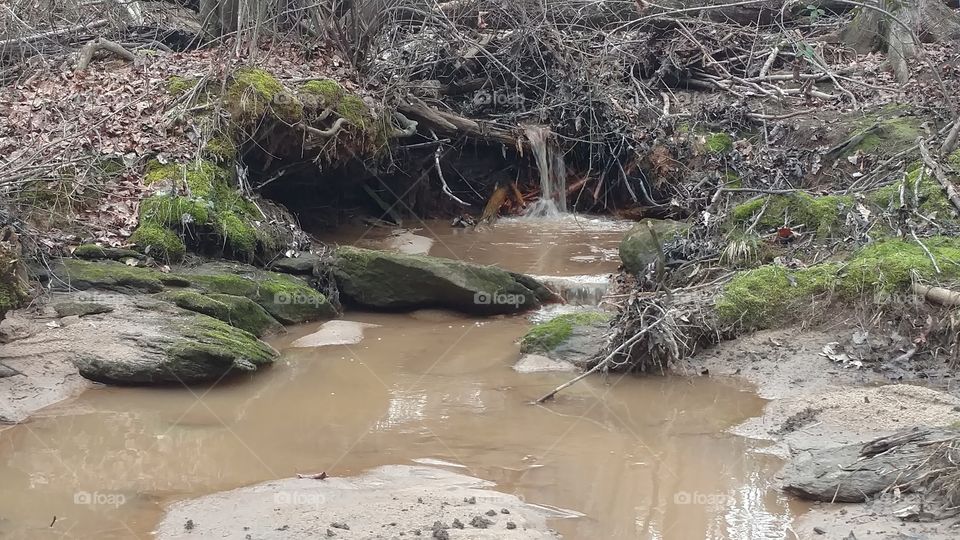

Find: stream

[0,217,803,539]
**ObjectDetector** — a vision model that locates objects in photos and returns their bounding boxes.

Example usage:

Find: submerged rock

[520,311,611,366]
[619,219,688,274]
[331,247,558,314]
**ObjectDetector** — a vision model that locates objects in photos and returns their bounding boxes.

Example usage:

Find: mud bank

[691,327,960,540]
[156,465,563,539]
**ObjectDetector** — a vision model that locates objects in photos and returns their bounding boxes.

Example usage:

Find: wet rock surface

[157,465,561,539]
[331,246,557,314]
[618,219,688,274]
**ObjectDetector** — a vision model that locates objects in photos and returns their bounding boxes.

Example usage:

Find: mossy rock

[128,222,187,263]
[51,259,335,325]
[182,263,337,324]
[54,259,191,293]
[619,219,689,274]
[730,193,855,236]
[332,246,554,314]
[73,244,143,261]
[227,68,303,124]
[299,79,389,151]
[157,290,282,337]
[73,302,276,385]
[203,135,238,162]
[53,301,114,317]
[520,311,611,354]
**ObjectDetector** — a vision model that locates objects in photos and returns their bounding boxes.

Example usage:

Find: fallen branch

[75,38,136,71]
[913,284,960,307]
[918,139,960,215]
[0,19,109,49]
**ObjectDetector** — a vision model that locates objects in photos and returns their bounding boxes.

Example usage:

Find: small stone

[814,527,826,535]
[464,496,476,504]
[500,508,510,514]
[184,519,195,531]
[418,497,424,503]
[432,529,449,540]
[470,515,493,529]
[485,509,497,516]
[451,518,464,529]
[326,530,335,538]
[330,522,349,530]
[506,522,517,530]
[413,529,422,536]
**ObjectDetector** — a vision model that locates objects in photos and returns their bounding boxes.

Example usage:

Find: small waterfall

[523,126,567,217]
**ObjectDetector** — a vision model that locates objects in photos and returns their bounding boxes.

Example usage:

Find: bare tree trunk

[842,0,960,83]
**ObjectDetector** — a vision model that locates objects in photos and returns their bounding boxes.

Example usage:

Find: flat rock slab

[513,354,577,373]
[289,320,380,348]
[157,465,562,539]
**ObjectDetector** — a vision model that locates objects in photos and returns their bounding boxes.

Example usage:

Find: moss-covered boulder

[157,290,282,337]
[331,247,557,314]
[520,311,611,364]
[49,259,337,325]
[619,219,689,274]
[67,295,276,385]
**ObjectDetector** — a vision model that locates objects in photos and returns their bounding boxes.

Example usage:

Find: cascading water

[522,126,567,217]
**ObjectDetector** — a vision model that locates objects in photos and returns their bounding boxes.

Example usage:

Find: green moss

[846,113,922,156]
[203,135,238,162]
[227,68,303,123]
[167,76,197,96]
[170,315,276,373]
[730,193,855,236]
[299,79,380,143]
[520,312,610,353]
[869,165,958,219]
[188,273,258,297]
[949,150,960,169]
[253,274,334,324]
[717,237,960,330]
[839,237,960,294]
[128,223,186,262]
[301,79,344,103]
[143,161,223,199]
[723,171,742,188]
[705,132,733,154]
[58,259,190,293]
[139,194,212,228]
[716,263,841,329]
[216,211,258,258]
[158,290,280,337]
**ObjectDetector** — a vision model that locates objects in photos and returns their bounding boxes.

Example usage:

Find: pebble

[470,515,493,529]
[506,522,517,530]
[330,522,350,530]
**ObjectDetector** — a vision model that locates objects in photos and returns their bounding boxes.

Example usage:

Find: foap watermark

[273,291,325,307]
[274,491,325,508]
[472,89,525,107]
[473,291,526,307]
[74,490,126,508]
[673,491,736,506]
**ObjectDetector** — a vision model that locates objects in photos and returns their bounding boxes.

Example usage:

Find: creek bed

[0,217,803,539]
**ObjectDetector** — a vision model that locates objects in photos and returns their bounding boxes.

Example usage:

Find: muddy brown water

[0,218,803,539]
